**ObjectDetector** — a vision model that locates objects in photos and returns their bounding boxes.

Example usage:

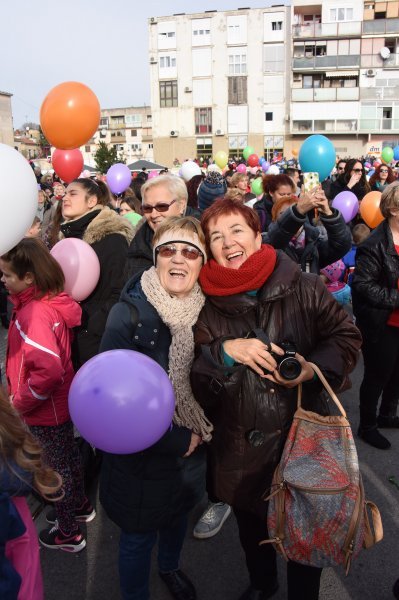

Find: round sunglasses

[155,243,204,261]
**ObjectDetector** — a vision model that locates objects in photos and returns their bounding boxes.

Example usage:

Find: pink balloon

[148,170,158,179]
[236,163,247,173]
[51,238,100,301]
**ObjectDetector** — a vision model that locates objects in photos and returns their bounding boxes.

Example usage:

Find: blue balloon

[367,169,375,178]
[259,156,265,165]
[298,135,336,182]
[394,146,399,161]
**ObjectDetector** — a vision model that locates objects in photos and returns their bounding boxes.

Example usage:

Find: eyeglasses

[155,243,204,261]
[380,169,389,173]
[142,199,177,214]
[352,168,364,173]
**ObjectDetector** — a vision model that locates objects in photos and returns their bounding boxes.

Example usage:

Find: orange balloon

[292,148,298,157]
[360,191,384,229]
[40,82,100,150]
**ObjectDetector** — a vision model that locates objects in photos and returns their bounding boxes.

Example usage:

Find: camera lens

[278,357,302,380]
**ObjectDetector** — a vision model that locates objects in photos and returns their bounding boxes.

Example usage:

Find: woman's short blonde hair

[380,181,399,219]
[230,173,248,188]
[152,215,205,248]
[141,174,188,209]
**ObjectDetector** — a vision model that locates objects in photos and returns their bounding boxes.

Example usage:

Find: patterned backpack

[262,363,383,573]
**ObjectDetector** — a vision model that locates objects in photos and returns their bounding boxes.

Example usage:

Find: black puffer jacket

[263,205,351,274]
[99,274,205,533]
[330,176,370,202]
[191,252,361,518]
[253,194,274,233]
[352,220,399,342]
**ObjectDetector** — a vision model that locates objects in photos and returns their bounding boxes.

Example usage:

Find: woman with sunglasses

[127,174,200,278]
[100,216,211,600]
[369,163,396,192]
[330,158,371,202]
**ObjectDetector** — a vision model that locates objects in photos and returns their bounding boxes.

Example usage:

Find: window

[330,7,353,21]
[264,135,283,161]
[195,107,212,134]
[160,56,176,68]
[264,44,284,72]
[160,81,178,107]
[148,143,153,149]
[228,77,247,104]
[113,144,124,151]
[228,135,247,159]
[85,145,90,152]
[229,53,247,75]
[147,114,152,122]
[125,114,142,126]
[100,117,108,127]
[193,28,210,36]
[111,130,125,137]
[111,116,124,125]
[265,112,273,121]
[131,129,137,136]
[272,21,283,31]
[159,31,175,38]
[196,137,212,161]
[131,144,142,151]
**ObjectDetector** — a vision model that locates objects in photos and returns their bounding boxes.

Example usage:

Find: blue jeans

[119,515,187,600]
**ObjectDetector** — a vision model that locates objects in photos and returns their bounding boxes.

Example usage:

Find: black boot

[358,426,391,450]
[159,569,196,600]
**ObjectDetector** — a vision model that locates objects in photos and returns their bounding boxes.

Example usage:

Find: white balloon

[207,163,221,173]
[267,165,280,175]
[0,144,38,255]
[180,161,202,182]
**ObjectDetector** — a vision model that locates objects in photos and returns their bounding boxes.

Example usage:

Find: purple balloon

[106,163,132,194]
[69,350,175,454]
[331,191,359,223]
[262,161,270,172]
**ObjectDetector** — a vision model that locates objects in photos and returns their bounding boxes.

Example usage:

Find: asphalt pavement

[1,323,398,600]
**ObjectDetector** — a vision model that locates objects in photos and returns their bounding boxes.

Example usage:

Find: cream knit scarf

[141,267,213,442]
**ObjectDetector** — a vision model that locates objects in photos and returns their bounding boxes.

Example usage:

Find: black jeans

[359,325,399,430]
[234,509,322,600]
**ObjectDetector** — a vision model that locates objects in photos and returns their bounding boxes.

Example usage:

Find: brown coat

[191,251,362,518]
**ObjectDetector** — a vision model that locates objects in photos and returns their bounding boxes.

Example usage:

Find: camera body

[269,341,302,381]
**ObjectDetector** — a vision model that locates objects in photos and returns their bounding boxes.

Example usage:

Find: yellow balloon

[214,151,228,169]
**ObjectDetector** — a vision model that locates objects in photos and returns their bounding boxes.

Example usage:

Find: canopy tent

[127,159,166,172]
[82,164,98,173]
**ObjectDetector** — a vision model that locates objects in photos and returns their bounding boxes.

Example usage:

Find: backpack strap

[297,362,347,418]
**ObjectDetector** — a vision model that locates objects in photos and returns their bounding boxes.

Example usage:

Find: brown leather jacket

[191,252,362,518]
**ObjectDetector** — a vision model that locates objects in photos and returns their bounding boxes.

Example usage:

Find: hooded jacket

[6,287,81,426]
[61,206,134,367]
[191,251,361,517]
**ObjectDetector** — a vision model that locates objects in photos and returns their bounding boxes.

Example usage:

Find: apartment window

[272,21,283,30]
[228,77,247,104]
[264,135,283,162]
[160,55,176,68]
[303,75,321,88]
[265,112,273,121]
[148,143,153,149]
[330,7,353,21]
[263,44,284,72]
[196,137,212,161]
[131,144,142,152]
[228,53,247,75]
[159,31,175,39]
[125,114,142,125]
[85,145,90,152]
[228,135,247,159]
[113,144,124,151]
[160,81,178,107]
[147,114,152,122]
[100,117,109,127]
[193,28,210,36]
[131,129,137,136]
[111,116,125,125]
[195,107,212,134]
[111,130,125,137]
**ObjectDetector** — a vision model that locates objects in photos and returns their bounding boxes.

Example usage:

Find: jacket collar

[10,286,39,309]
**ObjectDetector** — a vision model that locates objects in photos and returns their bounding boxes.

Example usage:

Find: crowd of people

[1,153,399,600]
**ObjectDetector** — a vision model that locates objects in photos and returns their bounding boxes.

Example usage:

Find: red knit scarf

[199,244,277,297]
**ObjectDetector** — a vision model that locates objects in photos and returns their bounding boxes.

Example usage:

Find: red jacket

[6,287,81,426]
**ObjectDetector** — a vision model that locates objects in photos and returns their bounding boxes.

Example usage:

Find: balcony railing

[362,18,399,35]
[360,87,399,100]
[293,21,362,38]
[141,134,153,142]
[361,53,399,69]
[109,121,125,130]
[359,118,399,132]
[292,87,360,101]
[110,134,126,142]
[293,55,360,69]
[291,119,358,134]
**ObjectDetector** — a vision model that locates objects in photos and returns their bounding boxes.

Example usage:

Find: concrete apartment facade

[149,2,399,166]
[0,91,14,146]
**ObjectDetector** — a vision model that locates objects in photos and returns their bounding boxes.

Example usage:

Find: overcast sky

[1,0,280,128]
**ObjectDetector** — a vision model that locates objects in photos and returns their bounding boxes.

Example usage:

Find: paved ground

[1,323,398,600]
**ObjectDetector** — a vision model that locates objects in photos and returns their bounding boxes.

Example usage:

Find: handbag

[262,363,383,573]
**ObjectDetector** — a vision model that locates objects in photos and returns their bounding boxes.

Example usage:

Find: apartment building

[0,91,14,146]
[81,106,154,167]
[148,7,291,166]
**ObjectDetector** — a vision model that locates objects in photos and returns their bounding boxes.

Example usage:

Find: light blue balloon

[259,156,265,165]
[298,135,336,182]
[394,146,399,161]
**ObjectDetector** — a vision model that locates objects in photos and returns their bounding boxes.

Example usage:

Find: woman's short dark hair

[71,178,110,206]
[120,194,142,214]
[263,174,295,195]
[201,198,261,252]
[1,238,64,298]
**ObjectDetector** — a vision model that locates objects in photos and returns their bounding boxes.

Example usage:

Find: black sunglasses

[352,168,364,173]
[142,199,177,214]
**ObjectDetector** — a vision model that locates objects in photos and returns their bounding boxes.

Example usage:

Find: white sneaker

[193,502,232,539]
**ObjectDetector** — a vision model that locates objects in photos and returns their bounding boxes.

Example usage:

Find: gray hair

[141,174,188,209]
[380,181,399,219]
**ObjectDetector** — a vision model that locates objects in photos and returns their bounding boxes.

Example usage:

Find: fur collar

[82,206,134,245]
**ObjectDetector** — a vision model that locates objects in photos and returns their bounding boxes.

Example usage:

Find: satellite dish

[380,47,390,60]
[101,129,107,136]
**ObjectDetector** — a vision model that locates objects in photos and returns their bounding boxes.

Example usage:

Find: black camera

[270,341,302,381]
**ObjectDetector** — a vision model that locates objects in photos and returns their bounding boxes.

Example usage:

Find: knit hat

[320,259,346,283]
[197,172,227,212]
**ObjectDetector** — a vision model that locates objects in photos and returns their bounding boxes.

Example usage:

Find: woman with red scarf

[191,198,361,600]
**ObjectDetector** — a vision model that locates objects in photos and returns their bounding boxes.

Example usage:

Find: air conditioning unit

[150,56,157,64]
[366,69,376,77]
[215,129,225,136]
[170,130,179,137]
[150,17,157,24]
[184,87,192,93]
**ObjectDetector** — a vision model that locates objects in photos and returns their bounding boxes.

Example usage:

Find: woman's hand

[347,172,361,189]
[296,186,322,215]
[183,433,202,457]
[314,189,332,216]
[223,338,284,377]
[263,353,315,388]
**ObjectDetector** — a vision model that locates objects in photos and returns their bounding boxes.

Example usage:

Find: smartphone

[303,172,320,193]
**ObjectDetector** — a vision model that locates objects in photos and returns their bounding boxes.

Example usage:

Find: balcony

[291,119,358,134]
[141,134,153,142]
[292,88,360,101]
[359,118,399,132]
[362,18,399,35]
[109,121,125,130]
[293,55,360,69]
[293,21,362,38]
[110,134,126,143]
[360,87,399,100]
[361,53,399,69]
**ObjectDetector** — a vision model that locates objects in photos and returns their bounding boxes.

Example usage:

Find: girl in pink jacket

[0,238,95,553]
